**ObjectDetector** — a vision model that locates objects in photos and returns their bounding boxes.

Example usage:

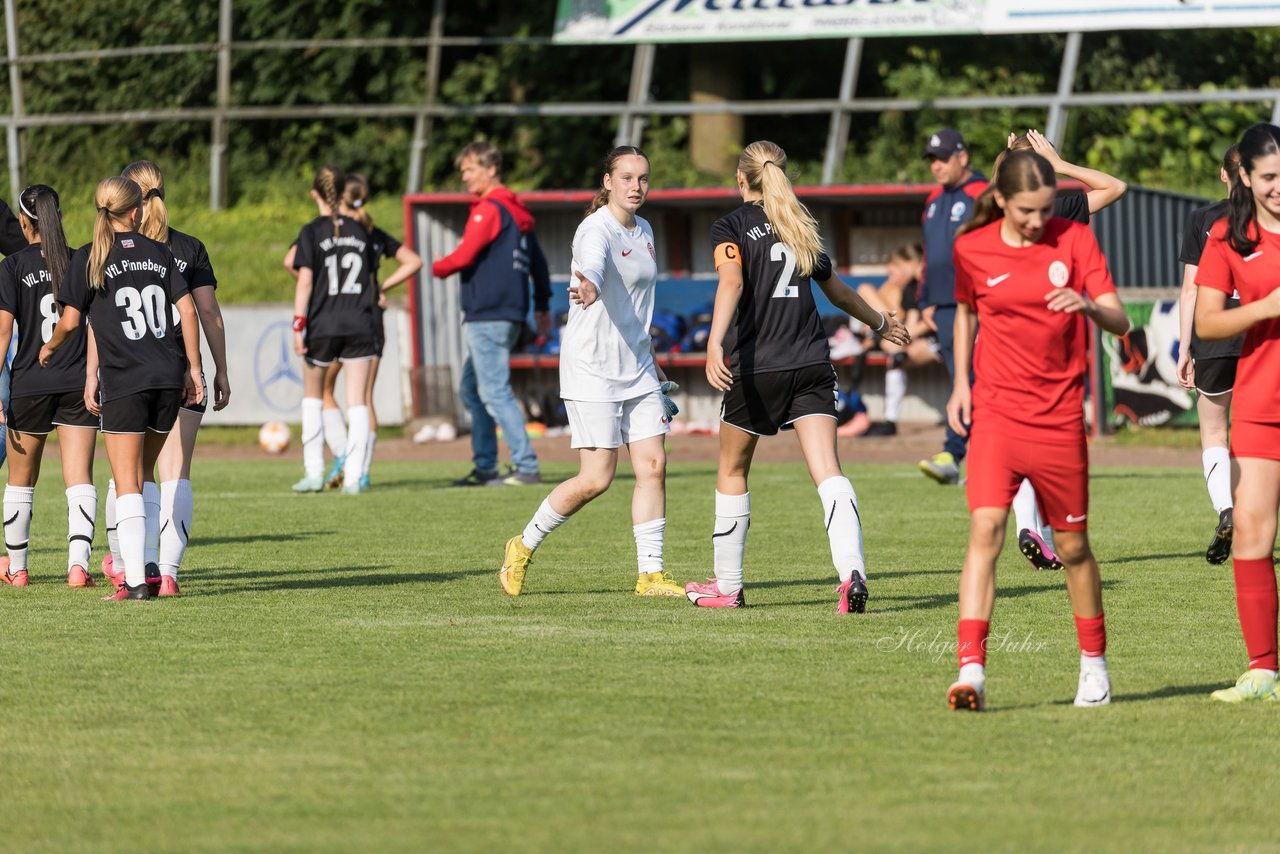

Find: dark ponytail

[1226,123,1280,257]
[956,150,1056,238]
[18,184,69,299]
[585,145,648,218]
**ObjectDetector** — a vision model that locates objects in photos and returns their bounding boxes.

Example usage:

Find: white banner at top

[553,0,1280,43]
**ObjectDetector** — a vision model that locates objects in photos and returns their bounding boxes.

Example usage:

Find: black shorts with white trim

[720,362,839,436]
[304,334,378,367]
[7,390,98,435]
[100,388,182,434]
[1195,356,1237,397]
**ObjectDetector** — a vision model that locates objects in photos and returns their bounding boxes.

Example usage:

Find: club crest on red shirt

[1048,260,1069,288]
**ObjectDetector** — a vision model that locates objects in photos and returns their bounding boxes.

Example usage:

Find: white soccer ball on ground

[259,421,291,454]
[413,423,438,444]
[435,422,457,441]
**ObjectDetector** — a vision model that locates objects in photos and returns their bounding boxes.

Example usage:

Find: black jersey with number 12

[710,201,833,377]
[0,243,83,396]
[59,232,189,401]
[293,216,375,338]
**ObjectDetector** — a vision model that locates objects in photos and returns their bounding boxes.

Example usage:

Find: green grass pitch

[0,456,1275,852]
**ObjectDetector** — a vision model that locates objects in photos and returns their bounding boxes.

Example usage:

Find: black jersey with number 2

[0,243,84,396]
[59,232,189,402]
[710,201,834,377]
[1180,199,1242,360]
[293,216,375,339]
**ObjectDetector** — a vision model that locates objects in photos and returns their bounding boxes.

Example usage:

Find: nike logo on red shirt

[986,273,1011,287]
[622,249,633,256]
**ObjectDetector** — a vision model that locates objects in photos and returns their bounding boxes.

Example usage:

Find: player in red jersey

[1193,122,1280,703]
[943,150,1131,711]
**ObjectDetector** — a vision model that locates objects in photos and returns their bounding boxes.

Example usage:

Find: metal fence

[3,2,1278,209]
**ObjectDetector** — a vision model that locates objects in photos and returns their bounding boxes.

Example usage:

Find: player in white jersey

[499,146,682,598]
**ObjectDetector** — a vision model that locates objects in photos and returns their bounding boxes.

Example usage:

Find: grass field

[0,455,1275,852]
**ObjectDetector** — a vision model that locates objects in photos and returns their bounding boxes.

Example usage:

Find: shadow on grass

[1095,683,1223,704]
[869,579,1119,614]
[1091,471,1197,480]
[1106,551,1202,565]
[195,531,326,547]
[185,567,494,596]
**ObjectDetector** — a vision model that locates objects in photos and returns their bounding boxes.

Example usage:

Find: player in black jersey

[334,174,421,490]
[42,176,204,601]
[92,161,232,596]
[683,141,908,613]
[290,165,377,495]
[0,185,98,589]
[1176,144,1243,564]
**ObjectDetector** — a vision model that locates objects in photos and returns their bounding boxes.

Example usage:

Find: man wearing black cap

[917,128,987,485]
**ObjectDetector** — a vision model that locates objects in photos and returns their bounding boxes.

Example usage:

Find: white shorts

[565,391,670,450]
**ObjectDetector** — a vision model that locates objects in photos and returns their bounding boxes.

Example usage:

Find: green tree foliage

[0,4,1276,202]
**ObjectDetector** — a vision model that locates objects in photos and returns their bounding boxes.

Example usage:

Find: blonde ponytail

[89,177,142,290]
[342,173,373,232]
[121,160,169,243]
[584,145,648,218]
[739,141,821,276]
[313,164,346,238]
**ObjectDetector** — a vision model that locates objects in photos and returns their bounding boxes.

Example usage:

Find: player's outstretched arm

[816,274,910,346]
[193,288,230,410]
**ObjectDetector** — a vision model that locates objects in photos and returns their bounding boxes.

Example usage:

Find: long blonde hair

[313,165,345,238]
[342,172,373,233]
[739,140,822,276]
[121,160,169,243]
[89,177,142,290]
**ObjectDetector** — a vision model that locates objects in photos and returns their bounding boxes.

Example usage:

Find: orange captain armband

[714,242,741,269]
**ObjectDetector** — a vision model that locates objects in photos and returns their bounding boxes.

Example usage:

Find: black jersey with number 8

[59,232,189,402]
[710,201,833,377]
[293,216,375,339]
[0,243,83,397]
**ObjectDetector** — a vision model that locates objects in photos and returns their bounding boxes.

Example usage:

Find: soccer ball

[435,422,457,441]
[258,421,291,454]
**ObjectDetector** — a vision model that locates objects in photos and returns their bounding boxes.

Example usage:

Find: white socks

[302,397,324,479]
[521,498,568,551]
[65,484,97,572]
[143,481,160,568]
[817,475,866,583]
[713,491,750,594]
[115,492,146,587]
[344,405,370,487]
[1012,478,1054,546]
[4,485,34,572]
[958,662,986,692]
[105,479,121,566]
[1080,653,1108,674]
[884,367,906,423]
[322,406,348,458]
[364,431,378,479]
[1203,446,1232,514]
[634,518,666,574]
[159,479,193,580]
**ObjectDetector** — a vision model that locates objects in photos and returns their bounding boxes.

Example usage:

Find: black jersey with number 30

[0,243,84,396]
[59,232,189,402]
[293,216,375,339]
[711,201,833,377]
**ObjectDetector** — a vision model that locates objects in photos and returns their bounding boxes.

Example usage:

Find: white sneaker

[1074,667,1112,707]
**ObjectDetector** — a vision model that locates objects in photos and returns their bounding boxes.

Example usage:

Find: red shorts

[967,426,1089,531]
[1232,420,1280,461]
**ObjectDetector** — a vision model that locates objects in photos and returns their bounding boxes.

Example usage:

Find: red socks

[1074,613,1107,658]
[1233,557,1279,671]
[957,619,989,668]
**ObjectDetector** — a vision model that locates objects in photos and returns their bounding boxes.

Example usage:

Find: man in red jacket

[433,142,551,487]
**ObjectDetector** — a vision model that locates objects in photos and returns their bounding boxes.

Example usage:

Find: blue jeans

[932,305,968,463]
[460,320,538,475]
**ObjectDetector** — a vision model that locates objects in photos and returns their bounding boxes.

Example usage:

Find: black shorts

[721,363,839,436]
[7,390,98,435]
[100,388,182,435]
[181,372,208,415]
[373,309,386,358]
[305,334,378,367]
[1196,357,1236,397]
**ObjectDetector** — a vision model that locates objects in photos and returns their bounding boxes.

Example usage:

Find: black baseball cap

[923,128,966,159]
